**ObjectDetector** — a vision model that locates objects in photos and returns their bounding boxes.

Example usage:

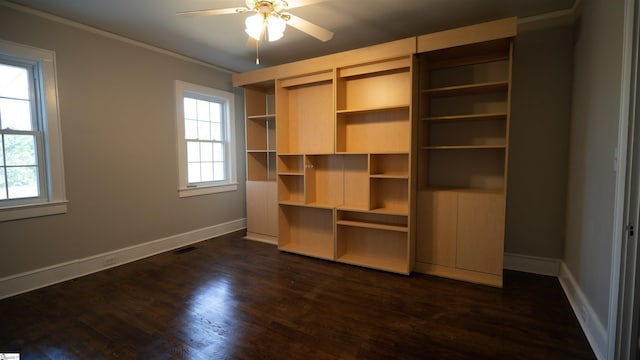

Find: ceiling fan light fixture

[267,15,286,41]
[245,13,265,40]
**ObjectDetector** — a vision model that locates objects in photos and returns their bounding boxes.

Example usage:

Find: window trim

[175,80,237,198]
[0,39,67,222]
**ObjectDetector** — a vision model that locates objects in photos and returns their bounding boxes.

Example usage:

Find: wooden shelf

[336,104,410,114]
[422,113,507,122]
[423,187,505,194]
[370,173,409,179]
[279,242,334,260]
[424,81,508,97]
[336,220,408,232]
[423,145,506,150]
[247,114,276,120]
[337,253,408,274]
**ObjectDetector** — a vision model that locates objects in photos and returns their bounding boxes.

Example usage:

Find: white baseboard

[503,252,561,276]
[558,261,607,360]
[0,218,246,300]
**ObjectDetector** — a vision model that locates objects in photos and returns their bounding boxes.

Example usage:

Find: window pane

[0,135,3,166]
[200,142,213,162]
[183,97,197,120]
[185,119,198,139]
[5,134,36,166]
[197,100,209,121]
[188,163,200,183]
[211,121,222,141]
[198,121,211,140]
[7,166,39,199]
[0,168,6,200]
[213,142,224,162]
[187,141,200,162]
[201,162,214,182]
[0,64,29,100]
[209,102,221,122]
[0,98,32,130]
[213,162,225,181]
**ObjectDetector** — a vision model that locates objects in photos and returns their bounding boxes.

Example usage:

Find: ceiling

[5,0,576,73]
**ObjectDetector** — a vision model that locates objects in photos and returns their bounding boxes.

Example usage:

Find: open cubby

[247,152,270,181]
[370,178,409,214]
[337,210,408,231]
[276,77,333,154]
[278,154,304,174]
[336,225,408,274]
[425,91,508,118]
[304,155,344,207]
[279,204,334,260]
[370,153,409,178]
[336,108,410,153]
[428,60,509,89]
[342,154,369,210]
[336,57,411,111]
[278,174,304,204]
[426,148,506,191]
[425,118,506,147]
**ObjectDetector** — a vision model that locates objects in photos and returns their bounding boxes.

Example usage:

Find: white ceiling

[6,0,576,73]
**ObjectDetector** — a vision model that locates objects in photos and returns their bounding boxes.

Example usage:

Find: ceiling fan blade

[176,7,245,17]
[286,0,327,10]
[285,14,334,42]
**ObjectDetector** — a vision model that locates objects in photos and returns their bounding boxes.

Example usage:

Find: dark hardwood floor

[1,230,595,359]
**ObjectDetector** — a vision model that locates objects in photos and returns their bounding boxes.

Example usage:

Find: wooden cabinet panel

[456,192,505,275]
[416,191,457,267]
[246,181,278,242]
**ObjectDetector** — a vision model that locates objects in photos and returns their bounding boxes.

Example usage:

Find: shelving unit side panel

[415,190,457,267]
[340,70,411,110]
[336,110,410,153]
[343,155,369,209]
[456,192,505,275]
[284,82,334,154]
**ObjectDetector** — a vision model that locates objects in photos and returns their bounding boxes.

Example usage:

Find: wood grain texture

[0,230,594,359]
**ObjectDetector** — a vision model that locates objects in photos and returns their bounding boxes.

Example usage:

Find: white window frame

[0,39,67,222]
[175,80,237,198]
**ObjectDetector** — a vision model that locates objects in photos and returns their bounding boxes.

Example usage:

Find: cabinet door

[265,181,278,236]
[456,192,505,275]
[247,181,271,236]
[416,191,457,267]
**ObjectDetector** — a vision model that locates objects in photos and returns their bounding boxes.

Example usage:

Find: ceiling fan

[177,0,334,43]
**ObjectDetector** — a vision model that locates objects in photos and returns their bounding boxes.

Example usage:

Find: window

[175,81,237,197]
[0,40,66,222]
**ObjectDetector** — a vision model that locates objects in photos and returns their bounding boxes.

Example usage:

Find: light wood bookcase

[272,57,414,274]
[415,38,514,287]
[235,17,516,282]
[244,85,278,244]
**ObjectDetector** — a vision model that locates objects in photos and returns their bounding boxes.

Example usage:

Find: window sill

[0,200,68,222]
[178,183,238,198]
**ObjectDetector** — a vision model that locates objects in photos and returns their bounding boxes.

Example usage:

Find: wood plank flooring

[0,230,595,359]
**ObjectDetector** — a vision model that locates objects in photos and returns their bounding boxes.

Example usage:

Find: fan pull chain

[256,41,260,64]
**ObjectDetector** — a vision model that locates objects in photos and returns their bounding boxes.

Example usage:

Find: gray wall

[506,25,574,258]
[565,0,625,329]
[0,7,246,278]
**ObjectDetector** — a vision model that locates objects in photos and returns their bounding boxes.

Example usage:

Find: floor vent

[174,246,197,254]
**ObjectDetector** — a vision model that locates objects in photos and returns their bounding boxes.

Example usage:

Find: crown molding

[518,0,582,32]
